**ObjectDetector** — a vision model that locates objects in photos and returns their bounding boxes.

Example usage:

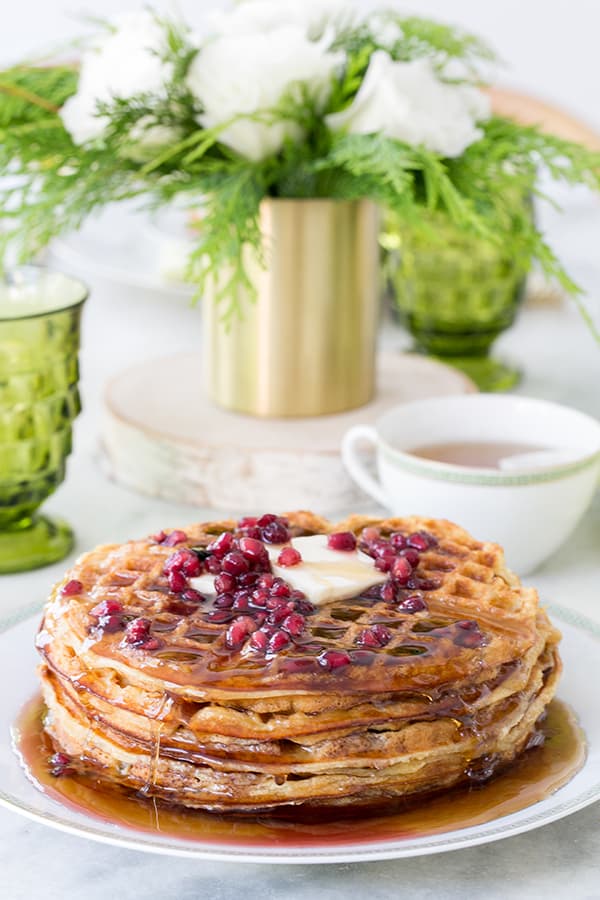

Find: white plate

[50,204,195,297]
[1,604,599,864]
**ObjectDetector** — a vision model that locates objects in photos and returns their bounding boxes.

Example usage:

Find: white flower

[186,26,344,161]
[326,51,490,158]
[208,0,357,41]
[367,13,404,50]
[61,11,174,145]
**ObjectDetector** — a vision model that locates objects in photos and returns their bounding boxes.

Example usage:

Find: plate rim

[1,601,599,864]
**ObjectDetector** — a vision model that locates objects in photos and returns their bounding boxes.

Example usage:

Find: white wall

[3,1,600,129]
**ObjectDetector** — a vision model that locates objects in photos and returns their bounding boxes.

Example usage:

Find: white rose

[208,0,357,41]
[186,26,344,161]
[61,11,174,145]
[326,51,490,158]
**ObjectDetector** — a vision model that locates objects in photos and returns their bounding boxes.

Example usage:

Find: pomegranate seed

[458,619,478,630]
[206,555,221,574]
[49,752,72,777]
[61,579,82,596]
[238,516,258,528]
[380,581,397,603]
[400,548,420,567]
[361,526,380,545]
[257,573,275,589]
[268,606,289,624]
[215,592,234,608]
[140,637,161,651]
[244,525,263,540]
[269,630,290,653]
[374,555,393,573]
[239,536,267,561]
[249,630,268,651]
[150,530,167,543]
[357,624,392,648]
[318,649,352,670]
[214,573,236,594]
[233,595,250,612]
[168,570,188,593]
[390,532,407,550]
[222,551,250,576]
[362,584,384,599]
[371,540,392,557]
[207,609,234,623]
[164,549,201,578]
[163,530,188,547]
[251,588,269,607]
[407,532,430,552]
[282,613,305,636]
[270,579,291,598]
[105,613,127,633]
[266,596,285,610]
[327,531,357,552]
[278,547,302,567]
[208,532,234,558]
[397,595,427,613]
[257,513,278,527]
[239,572,260,587]
[407,577,438,591]
[327,531,356,553]
[391,556,412,584]
[294,599,316,616]
[124,618,152,646]
[226,616,257,649]
[180,588,204,604]
[262,521,290,544]
[90,599,122,618]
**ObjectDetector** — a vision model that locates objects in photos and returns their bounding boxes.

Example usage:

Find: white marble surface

[1,191,600,897]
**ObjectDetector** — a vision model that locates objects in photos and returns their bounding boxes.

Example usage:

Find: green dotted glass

[383,212,529,391]
[0,267,87,573]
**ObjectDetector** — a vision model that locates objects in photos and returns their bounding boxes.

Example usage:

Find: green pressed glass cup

[0,266,87,573]
[383,214,528,391]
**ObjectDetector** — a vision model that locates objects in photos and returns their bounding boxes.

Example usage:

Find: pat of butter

[189,572,218,595]
[270,534,386,605]
[189,534,385,606]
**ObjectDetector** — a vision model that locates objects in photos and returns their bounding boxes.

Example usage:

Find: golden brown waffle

[38,512,561,813]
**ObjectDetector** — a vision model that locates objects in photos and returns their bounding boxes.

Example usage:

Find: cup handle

[341,425,389,508]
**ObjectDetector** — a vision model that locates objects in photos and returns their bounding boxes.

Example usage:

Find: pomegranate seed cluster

[81,517,483,667]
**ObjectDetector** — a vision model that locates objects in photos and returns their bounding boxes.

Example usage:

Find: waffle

[37,512,561,813]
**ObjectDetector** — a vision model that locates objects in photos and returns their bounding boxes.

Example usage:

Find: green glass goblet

[383,214,528,392]
[0,266,87,573]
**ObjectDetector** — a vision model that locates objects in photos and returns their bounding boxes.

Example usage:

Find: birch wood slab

[101,352,475,513]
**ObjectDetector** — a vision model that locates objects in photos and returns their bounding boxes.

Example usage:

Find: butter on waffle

[37,512,561,813]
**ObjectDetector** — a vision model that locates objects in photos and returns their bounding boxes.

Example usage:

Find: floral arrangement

[0,0,599,319]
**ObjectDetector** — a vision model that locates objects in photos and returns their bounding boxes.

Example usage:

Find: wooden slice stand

[101,351,475,513]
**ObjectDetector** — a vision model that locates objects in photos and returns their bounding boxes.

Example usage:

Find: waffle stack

[37,512,561,813]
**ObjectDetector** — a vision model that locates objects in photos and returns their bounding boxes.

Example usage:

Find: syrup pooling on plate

[15,695,585,846]
[35,512,563,814]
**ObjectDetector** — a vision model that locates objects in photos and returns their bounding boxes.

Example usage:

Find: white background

[3,0,600,131]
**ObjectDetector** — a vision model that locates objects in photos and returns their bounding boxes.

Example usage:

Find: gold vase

[203,198,380,417]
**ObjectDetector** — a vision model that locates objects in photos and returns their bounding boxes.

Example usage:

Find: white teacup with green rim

[341,394,600,574]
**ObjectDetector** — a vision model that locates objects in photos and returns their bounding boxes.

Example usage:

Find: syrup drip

[13,695,585,849]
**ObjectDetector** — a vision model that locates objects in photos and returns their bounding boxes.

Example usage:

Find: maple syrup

[13,695,585,848]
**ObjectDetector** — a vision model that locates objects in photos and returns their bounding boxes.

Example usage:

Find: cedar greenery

[0,13,599,323]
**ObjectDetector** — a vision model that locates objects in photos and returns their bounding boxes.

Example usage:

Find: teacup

[341,394,600,574]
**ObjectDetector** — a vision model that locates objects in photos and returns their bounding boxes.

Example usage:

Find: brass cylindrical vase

[203,198,380,417]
